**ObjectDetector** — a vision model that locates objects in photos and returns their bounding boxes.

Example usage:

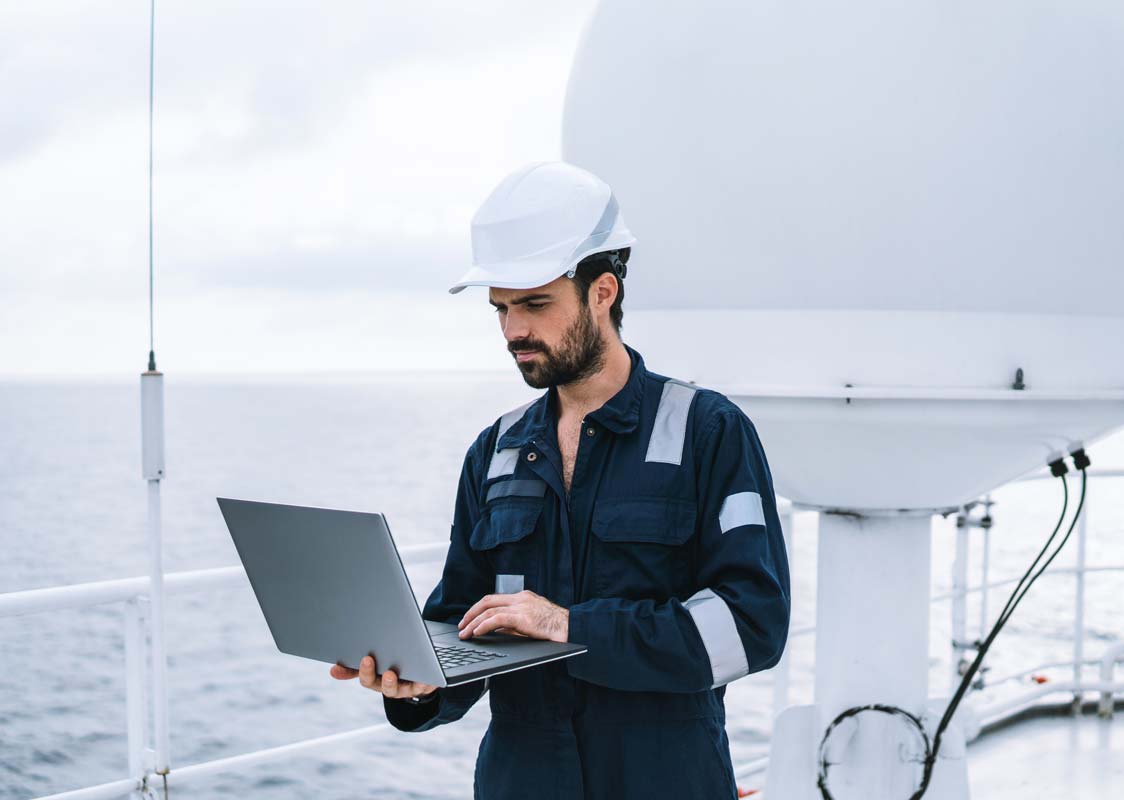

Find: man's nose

[501,310,530,342]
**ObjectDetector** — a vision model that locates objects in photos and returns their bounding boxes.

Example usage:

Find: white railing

[943,468,1124,723]
[0,543,448,800]
[3,473,1122,799]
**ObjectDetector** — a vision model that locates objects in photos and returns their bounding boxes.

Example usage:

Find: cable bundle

[817,449,1091,800]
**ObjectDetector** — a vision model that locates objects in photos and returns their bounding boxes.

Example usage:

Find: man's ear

[593,272,618,312]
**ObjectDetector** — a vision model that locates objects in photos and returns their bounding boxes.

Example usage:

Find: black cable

[985,459,1070,635]
[817,455,1089,799]
[817,704,931,799]
[934,468,1085,743]
[922,465,1086,794]
[928,470,1071,745]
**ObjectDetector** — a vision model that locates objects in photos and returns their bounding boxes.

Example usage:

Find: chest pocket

[470,480,545,592]
[590,496,697,600]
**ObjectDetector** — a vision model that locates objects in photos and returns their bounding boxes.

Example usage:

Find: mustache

[508,339,549,355]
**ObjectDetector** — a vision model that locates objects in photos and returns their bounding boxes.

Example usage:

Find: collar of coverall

[495,343,648,452]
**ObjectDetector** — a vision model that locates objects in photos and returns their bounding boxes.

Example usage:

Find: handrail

[0,542,450,619]
[33,723,397,800]
[975,679,1124,727]
[930,564,1124,603]
[985,658,1103,689]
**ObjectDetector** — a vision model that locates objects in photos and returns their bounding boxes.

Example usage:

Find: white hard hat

[449,161,636,294]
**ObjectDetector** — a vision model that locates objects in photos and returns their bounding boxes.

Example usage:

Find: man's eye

[492,307,506,314]
[526,303,545,310]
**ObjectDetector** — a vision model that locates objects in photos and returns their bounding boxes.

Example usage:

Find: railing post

[124,595,154,795]
[951,506,970,690]
[977,495,993,649]
[1100,643,1124,718]
[978,526,990,634]
[771,500,795,724]
[1073,491,1089,714]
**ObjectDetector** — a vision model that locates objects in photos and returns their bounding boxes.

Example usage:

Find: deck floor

[968,712,1123,798]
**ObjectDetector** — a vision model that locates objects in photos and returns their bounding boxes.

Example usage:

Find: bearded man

[330,161,791,800]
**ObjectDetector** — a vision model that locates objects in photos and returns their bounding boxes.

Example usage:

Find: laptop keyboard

[434,644,509,669]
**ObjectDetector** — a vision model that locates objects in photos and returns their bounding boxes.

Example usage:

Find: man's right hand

[330,655,439,701]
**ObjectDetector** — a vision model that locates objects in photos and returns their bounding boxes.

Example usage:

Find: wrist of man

[406,689,439,705]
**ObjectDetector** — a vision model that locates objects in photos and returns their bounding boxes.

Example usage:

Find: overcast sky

[0,1,598,377]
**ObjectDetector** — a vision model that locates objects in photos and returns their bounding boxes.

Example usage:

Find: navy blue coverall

[384,345,791,799]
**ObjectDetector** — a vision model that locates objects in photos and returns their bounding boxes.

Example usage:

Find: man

[331,161,790,799]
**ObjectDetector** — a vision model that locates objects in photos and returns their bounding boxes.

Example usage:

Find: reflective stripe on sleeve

[495,574,524,594]
[644,379,698,465]
[718,491,766,533]
[683,588,750,687]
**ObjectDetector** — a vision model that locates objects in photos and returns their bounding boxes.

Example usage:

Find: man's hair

[572,247,629,334]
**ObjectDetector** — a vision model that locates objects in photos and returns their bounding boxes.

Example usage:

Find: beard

[509,304,607,390]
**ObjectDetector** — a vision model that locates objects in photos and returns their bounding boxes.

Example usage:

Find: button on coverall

[384,345,791,799]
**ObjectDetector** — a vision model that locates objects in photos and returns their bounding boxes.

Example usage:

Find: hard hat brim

[448,261,570,295]
[449,230,637,295]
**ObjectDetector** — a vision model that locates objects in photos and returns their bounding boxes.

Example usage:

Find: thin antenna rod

[147,0,157,373]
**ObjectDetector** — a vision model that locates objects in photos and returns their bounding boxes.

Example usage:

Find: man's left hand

[458,590,569,643]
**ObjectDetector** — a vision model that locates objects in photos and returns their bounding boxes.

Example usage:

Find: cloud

[0,0,598,375]
[183,235,468,294]
[0,1,594,164]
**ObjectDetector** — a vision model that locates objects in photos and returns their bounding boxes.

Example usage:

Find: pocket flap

[591,497,696,545]
[469,502,541,551]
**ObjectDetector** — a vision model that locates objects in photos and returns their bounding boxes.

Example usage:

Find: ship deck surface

[968,712,1122,798]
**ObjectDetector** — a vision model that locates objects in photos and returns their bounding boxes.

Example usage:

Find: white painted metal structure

[625,312,1124,511]
[562,1,1124,797]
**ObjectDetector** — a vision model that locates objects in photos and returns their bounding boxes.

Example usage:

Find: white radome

[563,0,1124,510]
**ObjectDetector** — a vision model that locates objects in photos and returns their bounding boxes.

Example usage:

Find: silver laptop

[216,497,587,687]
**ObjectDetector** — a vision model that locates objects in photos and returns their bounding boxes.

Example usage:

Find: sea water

[2,376,1122,799]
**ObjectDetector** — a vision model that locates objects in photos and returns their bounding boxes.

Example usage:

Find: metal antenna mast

[140,1,171,792]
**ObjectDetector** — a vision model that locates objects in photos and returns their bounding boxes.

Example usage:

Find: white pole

[141,371,170,776]
[951,508,970,692]
[1073,492,1088,713]
[814,513,932,717]
[771,501,795,724]
[978,523,990,647]
[139,0,168,781]
[124,596,151,789]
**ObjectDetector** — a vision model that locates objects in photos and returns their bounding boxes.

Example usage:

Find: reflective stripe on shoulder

[644,379,698,465]
[487,449,520,481]
[719,491,766,533]
[683,588,750,687]
[486,400,535,481]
